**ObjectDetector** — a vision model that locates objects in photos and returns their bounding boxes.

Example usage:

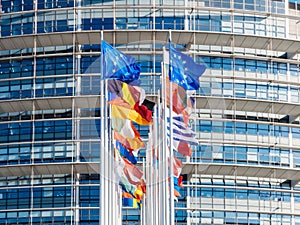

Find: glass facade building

[0,0,300,224]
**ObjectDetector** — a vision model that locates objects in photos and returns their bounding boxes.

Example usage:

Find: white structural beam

[182,163,300,180]
[0,30,300,54]
[1,95,299,118]
[146,95,300,117]
[0,162,99,177]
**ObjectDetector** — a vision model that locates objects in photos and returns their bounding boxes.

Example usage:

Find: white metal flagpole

[168,30,175,225]
[154,93,160,225]
[145,128,151,225]
[100,31,118,225]
[100,30,108,225]
[162,46,170,225]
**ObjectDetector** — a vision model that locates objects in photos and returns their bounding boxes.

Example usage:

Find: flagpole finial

[101,30,104,41]
[168,29,172,43]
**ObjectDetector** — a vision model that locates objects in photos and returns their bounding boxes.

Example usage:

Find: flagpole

[158,87,164,225]
[100,30,108,225]
[154,96,159,225]
[151,118,155,225]
[168,30,175,225]
[162,47,170,225]
[107,90,115,225]
[157,91,163,225]
[160,59,164,225]
[143,157,148,225]
[159,62,163,225]
[105,79,111,225]
[145,124,153,225]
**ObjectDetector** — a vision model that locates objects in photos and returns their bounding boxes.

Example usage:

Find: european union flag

[169,44,206,90]
[101,40,141,83]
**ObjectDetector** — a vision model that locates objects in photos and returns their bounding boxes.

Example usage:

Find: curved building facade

[0,0,300,224]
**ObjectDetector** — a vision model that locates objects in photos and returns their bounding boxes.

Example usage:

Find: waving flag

[169,43,206,90]
[134,180,146,200]
[173,156,183,177]
[168,117,195,135]
[167,127,198,145]
[108,79,145,106]
[173,176,184,197]
[115,150,145,198]
[123,157,144,185]
[133,102,153,123]
[119,175,137,197]
[122,196,141,209]
[114,131,145,151]
[115,141,137,164]
[102,40,141,83]
[173,139,192,156]
[166,79,189,114]
[112,118,139,140]
[174,176,183,188]
[109,98,152,126]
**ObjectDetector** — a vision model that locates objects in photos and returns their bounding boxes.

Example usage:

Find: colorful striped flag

[122,196,141,208]
[109,98,152,126]
[115,141,137,165]
[112,118,139,140]
[107,79,145,106]
[114,131,145,151]
[123,157,144,185]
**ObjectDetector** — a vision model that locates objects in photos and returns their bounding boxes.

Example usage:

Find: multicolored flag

[114,131,145,151]
[119,175,138,197]
[122,195,141,209]
[168,127,198,145]
[115,141,137,164]
[108,79,145,106]
[173,176,184,197]
[123,157,144,185]
[112,118,139,140]
[173,139,192,157]
[173,156,183,177]
[109,98,152,126]
[166,79,189,114]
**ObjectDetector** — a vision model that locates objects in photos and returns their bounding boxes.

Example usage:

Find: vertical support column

[30,0,38,223]
[289,116,294,169]
[74,44,82,225]
[74,174,80,225]
[113,0,116,30]
[74,1,82,222]
[76,0,82,31]
[184,0,189,30]
[291,182,296,225]
[152,0,156,30]
[285,0,289,39]
[186,182,191,225]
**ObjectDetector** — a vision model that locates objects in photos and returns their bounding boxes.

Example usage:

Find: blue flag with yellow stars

[101,40,141,83]
[169,43,206,90]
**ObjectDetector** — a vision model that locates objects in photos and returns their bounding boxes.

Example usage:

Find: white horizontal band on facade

[1,30,300,54]
[0,162,99,177]
[182,163,300,180]
[1,95,300,117]
[0,161,300,180]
